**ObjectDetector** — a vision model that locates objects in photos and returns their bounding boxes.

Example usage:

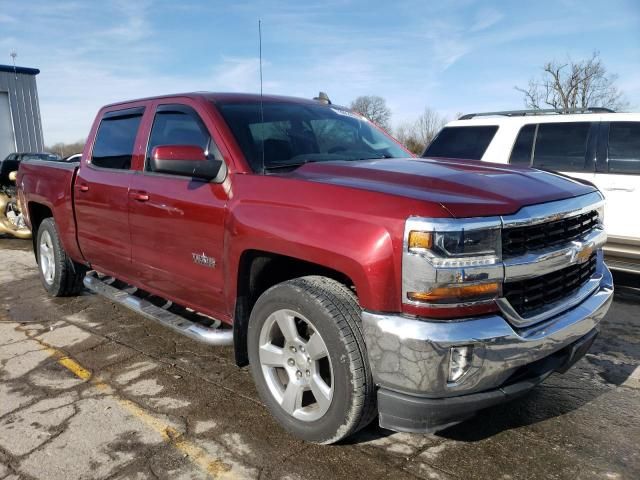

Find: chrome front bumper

[362,264,614,399]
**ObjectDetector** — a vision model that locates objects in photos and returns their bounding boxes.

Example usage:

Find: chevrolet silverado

[17,93,613,443]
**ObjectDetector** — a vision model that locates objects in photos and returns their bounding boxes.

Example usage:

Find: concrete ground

[0,237,639,480]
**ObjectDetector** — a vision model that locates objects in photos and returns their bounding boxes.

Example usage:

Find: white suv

[424,108,640,274]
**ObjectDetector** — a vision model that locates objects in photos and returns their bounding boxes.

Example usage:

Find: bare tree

[395,108,448,155]
[46,141,85,158]
[350,95,392,131]
[414,108,447,147]
[516,52,628,112]
[395,122,424,155]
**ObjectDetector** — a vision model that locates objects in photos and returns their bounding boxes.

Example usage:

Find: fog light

[448,345,473,383]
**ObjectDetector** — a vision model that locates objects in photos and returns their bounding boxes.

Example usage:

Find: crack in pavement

[2,321,245,479]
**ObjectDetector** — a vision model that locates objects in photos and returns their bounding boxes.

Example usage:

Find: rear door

[74,106,145,278]
[529,121,598,184]
[127,100,230,317]
[594,121,640,240]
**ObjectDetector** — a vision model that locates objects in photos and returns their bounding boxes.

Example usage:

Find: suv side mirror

[150,145,223,181]
[8,171,17,183]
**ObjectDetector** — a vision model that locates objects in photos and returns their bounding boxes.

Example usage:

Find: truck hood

[289,157,597,217]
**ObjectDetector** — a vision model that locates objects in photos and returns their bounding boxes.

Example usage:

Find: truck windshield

[216,101,408,172]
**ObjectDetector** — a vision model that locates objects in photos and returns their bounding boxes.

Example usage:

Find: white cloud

[3,0,639,143]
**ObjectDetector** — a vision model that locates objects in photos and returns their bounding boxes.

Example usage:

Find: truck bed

[17,159,82,261]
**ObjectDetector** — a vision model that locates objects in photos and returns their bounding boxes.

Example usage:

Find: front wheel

[37,218,86,296]
[247,276,376,444]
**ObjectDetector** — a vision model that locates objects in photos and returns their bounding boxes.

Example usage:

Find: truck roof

[103,92,327,109]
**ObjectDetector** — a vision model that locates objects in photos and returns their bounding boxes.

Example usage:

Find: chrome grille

[503,254,597,317]
[502,210,599,257]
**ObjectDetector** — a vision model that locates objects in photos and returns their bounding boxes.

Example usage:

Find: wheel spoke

[305,333,328,360]
[259,344,286,367]
[281,381,303,414]
[274,310,300,344]
[309,374,332,411]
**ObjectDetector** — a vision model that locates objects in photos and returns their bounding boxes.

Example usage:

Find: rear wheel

[37,218,86,296]
[248,276,376,444]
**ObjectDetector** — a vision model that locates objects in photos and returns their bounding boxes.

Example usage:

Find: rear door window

[423,126,498,160]
[509,124,536,166]
[91,108,144,170]
[607,122,640,175]
[532,122,591,172]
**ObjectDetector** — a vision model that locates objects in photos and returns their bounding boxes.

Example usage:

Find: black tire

[36,218,86,296]
[247,276,377,444]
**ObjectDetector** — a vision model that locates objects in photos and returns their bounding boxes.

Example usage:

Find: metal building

[0,64,44,160]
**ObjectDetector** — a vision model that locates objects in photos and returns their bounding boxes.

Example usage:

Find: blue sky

[1,0,639,143]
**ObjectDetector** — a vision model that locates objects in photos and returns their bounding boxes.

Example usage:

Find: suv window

[608,122,640,175]
[146,105,222,171]
[532,122,591,172]
[423,126,498,160]
[509,124,536,165]
[91,109,143,170]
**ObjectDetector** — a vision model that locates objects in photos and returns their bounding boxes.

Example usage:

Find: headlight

[596,204,605,226]
[403,217,503,316]
[408,229,500,267]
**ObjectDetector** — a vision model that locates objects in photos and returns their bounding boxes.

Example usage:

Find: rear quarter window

[608,122,640,175]
[423,126,498,160]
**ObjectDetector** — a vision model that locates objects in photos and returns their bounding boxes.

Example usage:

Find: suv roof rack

[459,107,615,120]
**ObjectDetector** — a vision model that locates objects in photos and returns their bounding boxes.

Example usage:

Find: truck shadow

[348,367,608,446]
[435,379,603,442]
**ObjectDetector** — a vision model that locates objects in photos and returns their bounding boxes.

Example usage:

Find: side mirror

[150,145,223,181]
[8,171,17,183]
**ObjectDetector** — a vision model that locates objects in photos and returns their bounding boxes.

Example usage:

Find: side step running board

[83,272,233,346]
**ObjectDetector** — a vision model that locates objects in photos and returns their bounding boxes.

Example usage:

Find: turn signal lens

[407,282,500,304]
[408,231,432,251]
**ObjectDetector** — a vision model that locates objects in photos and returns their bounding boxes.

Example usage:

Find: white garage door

[0,92,16,160]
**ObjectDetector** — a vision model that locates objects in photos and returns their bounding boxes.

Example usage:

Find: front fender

[224,202,403,312]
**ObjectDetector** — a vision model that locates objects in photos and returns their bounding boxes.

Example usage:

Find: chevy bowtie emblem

[574,243,594,264]
[192,252,216,268]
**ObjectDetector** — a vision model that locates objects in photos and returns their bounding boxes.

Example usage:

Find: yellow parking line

[10,323,238,479]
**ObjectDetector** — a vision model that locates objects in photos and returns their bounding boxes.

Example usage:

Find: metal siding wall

[0,70,44,156]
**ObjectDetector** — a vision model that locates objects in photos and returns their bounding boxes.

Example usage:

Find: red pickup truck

[17,92,613,443]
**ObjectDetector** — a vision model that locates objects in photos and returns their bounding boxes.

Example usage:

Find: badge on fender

[192,252,216,268]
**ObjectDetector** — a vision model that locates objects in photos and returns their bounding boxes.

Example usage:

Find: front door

[127,102,229,318]
[74,106,145,278]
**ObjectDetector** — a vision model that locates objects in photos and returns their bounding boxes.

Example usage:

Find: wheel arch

[232,250,357,367]
[27,202,54,261]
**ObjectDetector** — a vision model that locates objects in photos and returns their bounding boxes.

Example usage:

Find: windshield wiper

[262,159,318,172]
[355,154,394,160]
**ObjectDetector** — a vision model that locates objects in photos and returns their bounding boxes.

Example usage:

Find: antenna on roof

[313,92,332,105]
[258,20,265,173]
[9,51,17,81]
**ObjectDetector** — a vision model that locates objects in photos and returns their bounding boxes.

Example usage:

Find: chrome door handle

[78,184,89,192]
[130,191,150,202]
